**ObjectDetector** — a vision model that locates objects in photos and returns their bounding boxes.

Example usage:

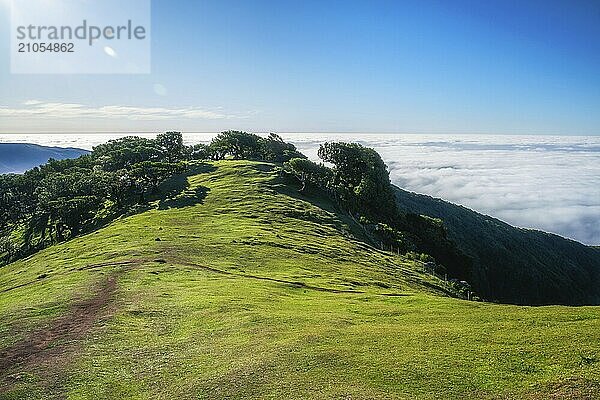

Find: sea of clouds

[1,133,598,245]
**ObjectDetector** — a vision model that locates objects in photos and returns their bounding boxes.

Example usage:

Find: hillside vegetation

[1,160,600,399]
[1,131,600,398]
[4,131,598,306]
[395,189,600,305]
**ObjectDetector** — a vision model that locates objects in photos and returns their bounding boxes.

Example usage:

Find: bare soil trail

[0,272,119,386]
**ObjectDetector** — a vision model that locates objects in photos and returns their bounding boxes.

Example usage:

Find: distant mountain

[0,143,88,174]
[395,187,600,305]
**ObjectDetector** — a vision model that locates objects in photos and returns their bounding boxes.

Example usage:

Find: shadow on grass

[158,186,211,209]
[271,173,352,224]
[0,162,218,267]
[250,163,275,173]
[156,162,216,210]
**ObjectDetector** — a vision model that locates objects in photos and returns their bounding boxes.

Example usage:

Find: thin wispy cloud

[0,100,247,121]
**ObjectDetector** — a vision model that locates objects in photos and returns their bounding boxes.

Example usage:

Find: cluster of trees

[1,130,471,288]
[0,131,303,264]
[284,142,472,280]
[0,132,189,262]
[286,142,396,222]
[285,142,409,253]
[189,131,305,162]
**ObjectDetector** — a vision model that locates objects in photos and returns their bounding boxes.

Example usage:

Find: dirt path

[0,273,118,381]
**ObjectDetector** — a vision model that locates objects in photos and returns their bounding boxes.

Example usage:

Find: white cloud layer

[0,100,238,120]
[288,134,600,246]
[0,132,598,245]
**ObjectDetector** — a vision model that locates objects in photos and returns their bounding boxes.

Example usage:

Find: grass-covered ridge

[4,131,597,306]
[1,160,600,399]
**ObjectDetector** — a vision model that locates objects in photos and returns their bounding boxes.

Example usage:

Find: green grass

[1,161,599,399]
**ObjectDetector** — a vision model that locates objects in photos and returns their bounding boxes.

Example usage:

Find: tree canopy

[0,131,304,264]
[1,131,471,285]
[285,142,397,221]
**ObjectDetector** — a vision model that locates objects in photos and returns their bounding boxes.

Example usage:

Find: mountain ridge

[1,159,599,399]
[394,186,600,305]
[1,133,598,307]
[0,143,88,174]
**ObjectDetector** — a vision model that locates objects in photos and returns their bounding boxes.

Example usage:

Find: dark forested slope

[394,187,600,305]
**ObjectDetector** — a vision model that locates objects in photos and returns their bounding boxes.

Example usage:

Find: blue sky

[0,0,599,134]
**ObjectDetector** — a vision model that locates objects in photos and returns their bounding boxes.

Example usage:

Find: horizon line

[1,131,599,137]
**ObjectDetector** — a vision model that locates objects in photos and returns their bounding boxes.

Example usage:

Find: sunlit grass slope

[1,161,599,399]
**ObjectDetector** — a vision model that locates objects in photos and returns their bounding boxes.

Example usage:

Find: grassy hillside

[1,161,600,399]
[394,188,600,305]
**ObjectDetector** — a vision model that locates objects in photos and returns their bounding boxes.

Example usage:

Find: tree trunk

[55,224,65,242]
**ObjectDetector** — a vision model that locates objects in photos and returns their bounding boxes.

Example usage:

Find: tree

[286,158,331,191]
[92,136,162,170]
[210,131,262,160]
[0,234,18,263]
[0,174,19,226]
[317,142,396,219]
[47,196,102,240]
[189,143,211,160]
[0,172,39,226]
[260,133,305,162]
[103,169,135,208]
[129,161,186,202]
[157,131,186,162]
[0,132,197,265]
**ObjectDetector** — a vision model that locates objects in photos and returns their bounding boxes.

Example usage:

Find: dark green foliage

[129,161,187,202]
[286,142,398,219]
[0,234,17,261]
[396,213,473,281]
[317,142,396,220]
[189,143,211,160]
[0,131,305,265]
[368,221,414,254]
[156,131,186,162]
[0,132,191,264]
[284,142,472,284]
[208,131,304,162]
[0,133,476,301]
[46,195,102,239]
[259,133,305,162]
[0,173,37,225]
[92,136,163,170]
[285,158,331,191]
[374,223,407,250]
[4,131,597,307]
[209,130,262,160]
[395,187,600,305]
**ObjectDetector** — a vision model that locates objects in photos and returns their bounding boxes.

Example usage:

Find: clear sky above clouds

[0,0,599,134]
